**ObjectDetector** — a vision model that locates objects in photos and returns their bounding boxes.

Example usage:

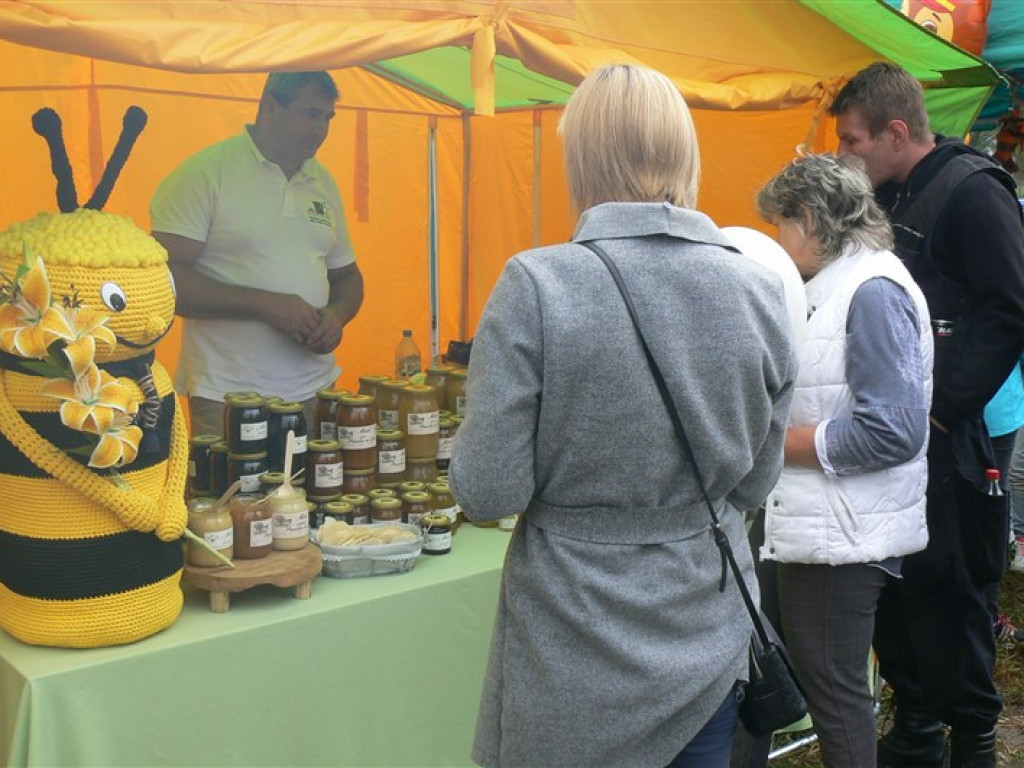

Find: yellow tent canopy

[0,0,997,387]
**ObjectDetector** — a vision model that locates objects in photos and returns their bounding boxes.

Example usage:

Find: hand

[258,294,322,345]
[305,307,344,354]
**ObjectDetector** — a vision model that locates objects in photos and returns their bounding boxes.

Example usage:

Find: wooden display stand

[183,542,323,613]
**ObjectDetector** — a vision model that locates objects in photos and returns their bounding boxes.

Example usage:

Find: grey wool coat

[449,202,796,768]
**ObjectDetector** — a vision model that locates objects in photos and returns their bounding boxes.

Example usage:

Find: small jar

[337,394,377,470]
[450,414,464,434]
[377,429,406,486]
[446,369,468,417]
[321,500,354,526]
[230,493,273,560]
[228,451,268,495]
[377,379,408,431]
[209,440,231,498]
[186,497,234,567]
[188,434,221,498]
[342,467,377,497]
[424,366,450,393]
[400,384,440,459]
[498,514,519,532]
[406,457,437,485]
[398,480,427,496]
[259,471,286,497]
[429,481,459,529]
[308,493,342,528]
[421,513,452,555]
[268,401,307,474]
[222,391,261,438]
[358,375,391,401]
[370,497,403,524]
[341,493,371,525]
[314,389,349,441]
[436,417,455,472]
[226,394,269,454]
[271,489,310,551]
[368,487,396,502]
[306,439,344,496]
[401,490,431,526]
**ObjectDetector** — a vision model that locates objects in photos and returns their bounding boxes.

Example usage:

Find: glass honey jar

[401,490,431,526]
[376,378,408,431]
[445,369,468,417]
[188,434,221,498]
[428,481,459,529]
[436,417,455,472]
[209,440,230,498]
[226,394,269,454]
[337,393,377,470]
[400,384,440,459]
[370,497,403,525]
[230,493,273,560]
[186,497,234,567]
[341,493,371,525]
[358,375,391,401]
[321,500,354,526]
[342,467,377,496]
[305,439,344,496]
[268,401,307,473]
[377,429,406,486]
[313,388,349,442]
[227,451,268,495]
[406,457,437,485]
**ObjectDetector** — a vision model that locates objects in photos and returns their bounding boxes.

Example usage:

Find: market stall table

[0,525,511,768]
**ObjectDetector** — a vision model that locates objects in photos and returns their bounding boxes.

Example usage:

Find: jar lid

[269,401,303,414]
[426,367,449,376]
[323,501,354,512]
[428,481,451,493]
[223,390,261,403]
[407,456,436,464]
[448,369,468,379]
[371,497,402,509]
[230,394,266,407]
[188,497,218,512]
[399,481,426,492]
[368,488,396,497]
[264,395,283,406]
[438,417,454,428]
[403,383,436,394]
[228,451,268,460]
[421,513,451,528]
[341,493,369,506]
[401,490,431,502]
[340,393,376,406]
[307,439,342,451]
[317,388,351,401]
[259,471,286,485]
[380,378,410,390]
[376,428,405,440]
[344,467,377,476]
[307,493,342,503]
[359,375,390,384]
[210,440,230,454]
[190,434,222,446]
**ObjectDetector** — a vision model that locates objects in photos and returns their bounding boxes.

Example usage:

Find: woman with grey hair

[757,153,933,767]
[449,64,796,767]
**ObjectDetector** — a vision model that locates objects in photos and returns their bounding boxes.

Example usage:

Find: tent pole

[460,115,471,343]
[428,117,440,366]
[533,110,542,248]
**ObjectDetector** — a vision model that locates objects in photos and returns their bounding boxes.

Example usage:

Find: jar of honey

[401,490,431,526]
[421,513,452,555]
[188,434,221,498]
[313,388,349,441]
[306,439,344,496]
[342,467,376,496]
[226,394,269,454]
[377,379,408,431]
[259,471,286,496]
[227,451,268,494]
[398,480,427,495]
[370,497,403,525]
[406,457,437,485]
[358,375,391,401]
[230,493,273,559]
[446,369,468,417]
[268,401,307,473]
[321,500,354,526]
[186,497,234,567]
[377,429,406,486]
[222,391,261,437]
[436,417,455,472]
[209,440,230,498]
[400,384,439,459]
[428,481,459,529]
[308,493,341,528]
[424,366,450,393]
[270,489,310,551]
[341,493,371,525]
[337,394,377,470]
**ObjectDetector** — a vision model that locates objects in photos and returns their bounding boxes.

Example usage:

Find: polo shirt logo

[307,200,333,227]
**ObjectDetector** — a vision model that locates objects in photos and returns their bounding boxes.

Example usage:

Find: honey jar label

[379,448,406,473]
[352,514,370,525]
[339,424,377,450]
[319,423,337,441]
[240,421,269,441]
[314,462,344,488]
[240,473,262,493]
[204,527,234,550]
[188,459,197,478]
[407,411,439,435]
[379,409,399,430]
[456,397,467,416]
[250,519,273,547]
[293,435,308,453]
[273,511,310,539]
[437,436,453,460]
[423,530,452,551]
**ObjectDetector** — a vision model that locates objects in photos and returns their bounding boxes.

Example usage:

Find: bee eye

[100,282,128,312]
[168,271,176,298]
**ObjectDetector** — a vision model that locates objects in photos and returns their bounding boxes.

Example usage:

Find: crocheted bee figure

[0,107,188,647]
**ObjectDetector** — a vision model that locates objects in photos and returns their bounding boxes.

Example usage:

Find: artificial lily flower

[41,363,138,435]
[60,304,116,377]
[0,250,72,359]
[88,410,143,469]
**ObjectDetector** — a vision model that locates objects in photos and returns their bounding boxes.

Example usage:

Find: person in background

[151,71,364,437]
[830,61,1024,768]
[448,64,796,768]
[757,152,933,768]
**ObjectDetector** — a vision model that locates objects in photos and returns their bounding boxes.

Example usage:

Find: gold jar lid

[344,467,377,476]
[223,390,261,404]
[371,497,402,510]
[323,501,354,513]
[307,439,342,452]
[269,401,303,414]
[376,428,405,440]
[341,493,369,506]
[307,492,342,504]
[401,490,431,503]
[368,488,396,498]
[316,388,351,401]
[380,378,410,391]
[227,451,268,460]
[210,440,230,454]
[448,369,468,380]
[340,393,376,406]
[190,434,222,447]
[259,471,286,485]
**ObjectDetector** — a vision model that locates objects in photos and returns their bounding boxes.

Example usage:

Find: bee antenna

[31,108,79,213]
[85,106,147,211]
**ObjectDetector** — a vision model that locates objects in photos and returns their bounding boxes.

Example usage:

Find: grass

[767,569,1024,767]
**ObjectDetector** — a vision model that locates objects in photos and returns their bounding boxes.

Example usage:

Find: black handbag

[581,240,808,738]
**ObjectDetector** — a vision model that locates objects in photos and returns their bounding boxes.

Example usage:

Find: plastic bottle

[395,329,422,378]
[986,468,1004,496]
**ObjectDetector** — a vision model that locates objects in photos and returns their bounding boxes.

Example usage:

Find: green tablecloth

[0,525,511,768]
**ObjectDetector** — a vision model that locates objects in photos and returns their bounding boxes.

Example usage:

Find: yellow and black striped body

[0,361,187,647]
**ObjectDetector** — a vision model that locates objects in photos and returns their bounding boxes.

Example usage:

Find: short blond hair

[559,65,701,212]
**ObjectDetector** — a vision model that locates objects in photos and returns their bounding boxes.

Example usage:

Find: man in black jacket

[830,62,1024,768]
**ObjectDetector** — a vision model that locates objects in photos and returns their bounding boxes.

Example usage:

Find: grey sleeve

[822,277,929,476]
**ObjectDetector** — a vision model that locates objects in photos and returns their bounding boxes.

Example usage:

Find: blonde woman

[758,153,933,767]
[450,64,796,767]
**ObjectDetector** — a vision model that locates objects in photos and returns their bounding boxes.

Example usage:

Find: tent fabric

[0,0,1000,389]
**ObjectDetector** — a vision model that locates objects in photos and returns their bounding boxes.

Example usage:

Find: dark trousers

[667,683,741,768]
[874,430,1007,732]
[778,562,887,768]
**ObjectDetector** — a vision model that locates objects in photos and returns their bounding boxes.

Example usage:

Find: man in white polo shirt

[151,71,363,437]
